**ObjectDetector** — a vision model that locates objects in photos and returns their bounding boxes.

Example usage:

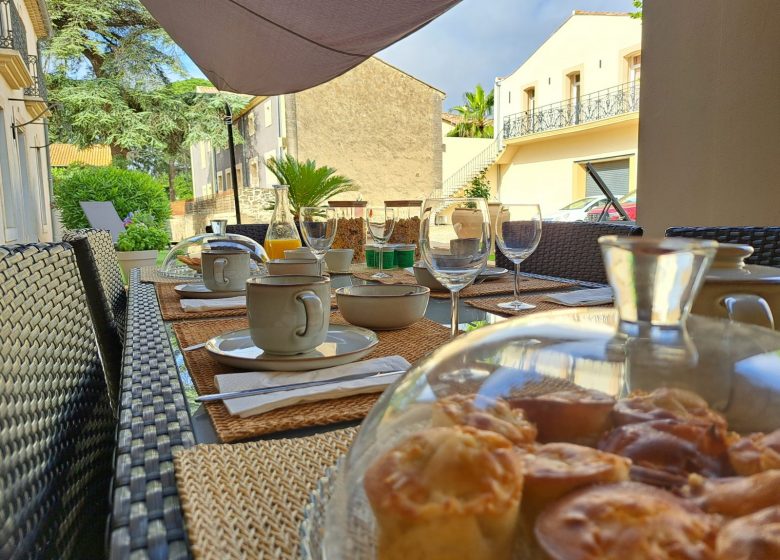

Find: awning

[141,0,461,95]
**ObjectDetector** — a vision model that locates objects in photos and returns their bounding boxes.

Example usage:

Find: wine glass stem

[450,289,460,338]
[514,262,521,301]
[377,241,384,276]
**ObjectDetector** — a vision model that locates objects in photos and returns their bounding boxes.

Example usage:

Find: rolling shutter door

[585,159,630,198]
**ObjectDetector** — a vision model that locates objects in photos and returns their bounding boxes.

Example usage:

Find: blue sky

[181,0,634,109]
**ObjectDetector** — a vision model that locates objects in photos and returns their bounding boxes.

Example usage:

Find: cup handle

[296,290,324,338]
[720,293,775,329]
[214,258,229,285]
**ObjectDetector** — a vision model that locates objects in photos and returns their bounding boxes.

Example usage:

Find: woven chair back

[666,226,780,268]
[226,223,269,245]
[63,229,127,411]
[0,243,114,558]
[496,221,643,284]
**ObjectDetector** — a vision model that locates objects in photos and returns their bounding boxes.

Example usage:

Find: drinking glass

[365,207,396,279]
[420,197,491,337]
[495,203,542,310]
[300,206,338,275]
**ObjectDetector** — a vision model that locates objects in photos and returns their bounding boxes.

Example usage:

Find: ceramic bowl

[412,263,446,291]
[267,259,321,276]
[324,249,354,272]
[335,284,430,330]
[711,243,754,269]
[285,247,316,260]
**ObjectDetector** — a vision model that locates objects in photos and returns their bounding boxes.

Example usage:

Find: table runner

[140,266,183,283]
[173,313,451,442]
[467,293,613,317]
[155,283,248,321]
[174,427,356,560]
[352,269,573,299]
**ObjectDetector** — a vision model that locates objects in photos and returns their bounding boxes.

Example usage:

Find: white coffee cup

[284,247,316,260]
[267,259,322,276]
[202,249,250,292]
[246,275,331,355]
[324,249,354,272]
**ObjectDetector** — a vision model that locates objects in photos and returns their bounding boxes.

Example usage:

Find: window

[264,102,272,127]
[0,109,17,241]
[524,87,536,112]
[225,169,232,190]
[204,182,213,196]
[217,172,224,192]
[35,149,47,228]
[249,157,260,187]
[236,164,244,188]
[247,112,256,136]
[628,53,641,82]
[568,72,582,124]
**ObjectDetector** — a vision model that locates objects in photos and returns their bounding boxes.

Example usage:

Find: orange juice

[264,237,302,260]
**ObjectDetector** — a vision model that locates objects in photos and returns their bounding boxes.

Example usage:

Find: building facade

[478,11,641,216]
[182,57,443,238]
[0,0,52,244]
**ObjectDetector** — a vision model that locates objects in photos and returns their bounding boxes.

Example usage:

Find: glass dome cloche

[160,219,268,279]
[304,237,780,560]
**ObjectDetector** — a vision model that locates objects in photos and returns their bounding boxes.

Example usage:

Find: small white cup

[267,259,321,276]
[202,249,250,292]
[324,249,354,272]
[246,275,331,354]
[284,247,316,260]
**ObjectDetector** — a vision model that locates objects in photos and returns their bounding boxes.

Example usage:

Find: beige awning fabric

[141,0,461,95]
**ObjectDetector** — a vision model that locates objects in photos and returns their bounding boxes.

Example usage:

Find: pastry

[535,482,719,560]
[716,506,780,560]
[685,469,780,517]
[431,394,537,447]
[508,387,614,445]
[613,387,726,429]
[521,442,630,515]
[728,428,780,475]
[363,426,524,560]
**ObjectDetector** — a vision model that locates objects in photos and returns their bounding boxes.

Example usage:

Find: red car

[586,192,637,222]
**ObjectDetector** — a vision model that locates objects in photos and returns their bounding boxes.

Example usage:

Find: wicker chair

[665,226,780,268]
[0,243,115,558]
[204,223,269,245]
[63,228,127,411]
[496,221,644,284]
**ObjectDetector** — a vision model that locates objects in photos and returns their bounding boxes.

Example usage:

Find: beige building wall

[442,137,493,178]
[637,0,780,236]
[292,57,443,205]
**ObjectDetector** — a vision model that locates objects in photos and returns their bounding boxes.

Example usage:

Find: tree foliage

[630,1,643,19]
[447,84,494,138]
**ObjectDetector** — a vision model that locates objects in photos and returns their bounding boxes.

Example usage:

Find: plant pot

[117,249,159,280]
[452,207,485,239]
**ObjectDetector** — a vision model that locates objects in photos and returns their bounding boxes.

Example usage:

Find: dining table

[108,266,605,560]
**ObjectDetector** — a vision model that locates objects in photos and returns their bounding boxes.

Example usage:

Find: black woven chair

[63,229,127,412]
[665,226,780,268]
[204,223,269,245]
[0,243,115,559]
[496,221,644,284]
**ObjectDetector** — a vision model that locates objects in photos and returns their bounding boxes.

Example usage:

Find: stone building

[178,57,444,239]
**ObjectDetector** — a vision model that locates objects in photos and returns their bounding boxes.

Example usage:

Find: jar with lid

[328,200,367,263]
[385,200,422,259]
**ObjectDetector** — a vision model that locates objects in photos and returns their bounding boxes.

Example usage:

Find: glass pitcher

[264,185,302,260]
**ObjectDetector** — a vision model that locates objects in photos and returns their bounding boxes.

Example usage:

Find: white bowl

[412,264,446,291]
[325,248,354,272]
[335,284,430,330]
[267,259,321,276]
[284,247,316,260]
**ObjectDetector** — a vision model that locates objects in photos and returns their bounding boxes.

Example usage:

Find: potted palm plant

[115,212,170,279]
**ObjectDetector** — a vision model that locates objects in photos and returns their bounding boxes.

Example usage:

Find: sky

[181,0,634,110]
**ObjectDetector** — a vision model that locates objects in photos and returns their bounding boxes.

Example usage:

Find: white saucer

[174,283,246,299]
[480,267,509,280]
[205,325,379,371]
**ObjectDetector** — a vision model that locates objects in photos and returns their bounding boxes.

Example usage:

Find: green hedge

[53,165,171,230]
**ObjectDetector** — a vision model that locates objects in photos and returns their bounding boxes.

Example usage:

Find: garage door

[585,159,630,198]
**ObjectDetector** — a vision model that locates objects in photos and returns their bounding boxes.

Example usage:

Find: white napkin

[214,355,410,417]
[180,296,246,312]
[542,287,614,307]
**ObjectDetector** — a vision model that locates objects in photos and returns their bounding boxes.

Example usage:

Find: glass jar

[328,200,368,263]
[264,185,302,260]
[385,199,422,259]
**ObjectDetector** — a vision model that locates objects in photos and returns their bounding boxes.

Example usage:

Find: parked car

[545,196,607,221]
[586,191,637,221]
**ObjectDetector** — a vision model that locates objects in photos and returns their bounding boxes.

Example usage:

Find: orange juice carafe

[264,184,302,260]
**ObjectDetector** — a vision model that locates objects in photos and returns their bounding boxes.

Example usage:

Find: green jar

[365,244,378,268]
[381,246,396,269]
[395,244,416,268]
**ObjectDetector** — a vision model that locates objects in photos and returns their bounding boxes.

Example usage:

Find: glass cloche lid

[315,237,780,559]
[160,220,268,279]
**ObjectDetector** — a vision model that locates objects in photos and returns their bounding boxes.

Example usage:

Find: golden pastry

[728,428,780,475]
[431,394,537,447]
[685,469,780,518]
[508,387,614,445]
[716,506,780,560]
[535,482,719,560]
[364,426,524,560]
[613,387,726,429]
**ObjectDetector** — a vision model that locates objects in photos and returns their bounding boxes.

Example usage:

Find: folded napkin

[214,355,411,417]
[542,287,614,307]
[180,296,246,312]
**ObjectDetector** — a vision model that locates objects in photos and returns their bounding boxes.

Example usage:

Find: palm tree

[447,84,495,138]
[265,154,358,217]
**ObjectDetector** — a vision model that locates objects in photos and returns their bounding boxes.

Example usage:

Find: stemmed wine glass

[300,206,338,276]
[365,207,396,279]
[495,203,542,310]
[420,197,491,337]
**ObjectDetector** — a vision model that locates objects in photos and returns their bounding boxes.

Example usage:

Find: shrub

[463,169,492,208]
[53,165,171,229]
[116,222,170,251]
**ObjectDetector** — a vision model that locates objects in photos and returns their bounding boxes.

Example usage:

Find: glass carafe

[264,185,302,260]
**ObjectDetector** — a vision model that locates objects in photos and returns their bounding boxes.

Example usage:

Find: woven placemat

[140,266,186,283]
[156,282,248,321]
[173,313,451,442]
[174,427,357,560]
[467,292,613,317]
[352,269,572,299]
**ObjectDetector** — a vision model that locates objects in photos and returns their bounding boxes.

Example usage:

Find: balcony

[0,0,31,89]
[502,81,640,140]
[24,53,47,115]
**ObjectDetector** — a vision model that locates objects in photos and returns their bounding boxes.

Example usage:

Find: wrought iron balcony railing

[0,0,27,60]
[502,81,640,140]
[25,54,46,98]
